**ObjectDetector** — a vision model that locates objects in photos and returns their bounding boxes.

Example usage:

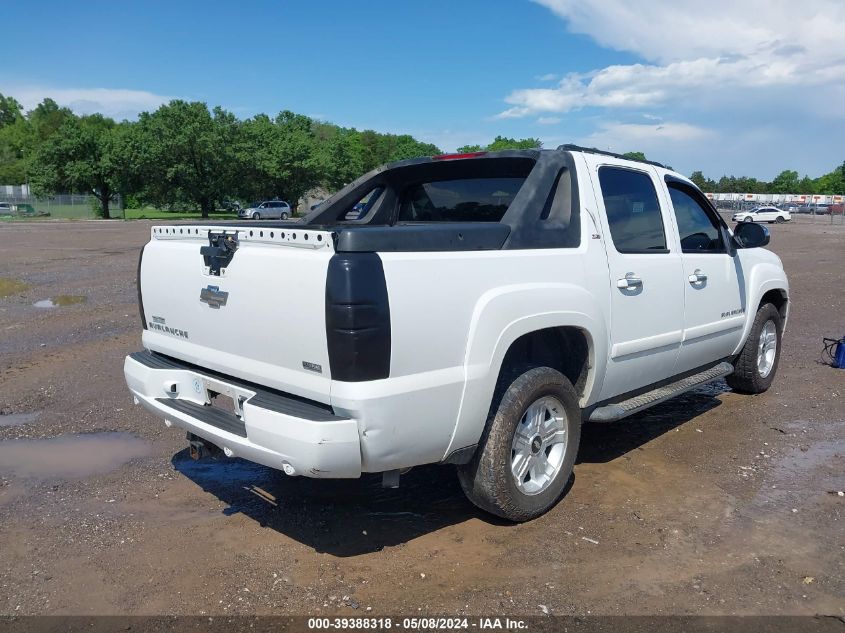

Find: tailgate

[139,225,336,403]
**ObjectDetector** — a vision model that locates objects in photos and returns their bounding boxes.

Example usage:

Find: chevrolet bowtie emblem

[199,285,229,309]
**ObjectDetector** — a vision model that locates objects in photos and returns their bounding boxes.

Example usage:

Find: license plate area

[197,375,253,419]
[209,392,238,416]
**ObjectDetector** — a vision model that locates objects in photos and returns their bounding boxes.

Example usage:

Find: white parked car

[732,206,791,224]
[125,146,789,521]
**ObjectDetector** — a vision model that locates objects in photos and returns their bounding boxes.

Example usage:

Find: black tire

[252,212,260,220]
[281,212,289,220]
[776,216,785,223]
[457,366,581,522]
[726,303,783,394]
[743,217,753,223]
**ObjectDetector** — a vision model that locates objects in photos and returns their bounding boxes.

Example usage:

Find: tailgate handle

[201,232,239,276]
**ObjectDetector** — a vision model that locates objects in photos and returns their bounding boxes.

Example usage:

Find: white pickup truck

[124,146,789,521]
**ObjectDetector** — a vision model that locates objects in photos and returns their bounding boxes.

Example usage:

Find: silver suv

[239,200,292,220]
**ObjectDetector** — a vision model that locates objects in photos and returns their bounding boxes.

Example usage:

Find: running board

[589,362,733,423]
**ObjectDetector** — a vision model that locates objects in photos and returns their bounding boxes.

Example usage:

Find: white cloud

[532,0,845,64]
[537,116,562,125]
[581,121,711,145]
[535,73,558,82]
[499,0,845,120]
[4,85,174,119]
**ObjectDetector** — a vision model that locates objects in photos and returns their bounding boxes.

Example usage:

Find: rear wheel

[281,212,289,220]
[726,303,782,394]
[776,216,785,223]
[458,366,581,522]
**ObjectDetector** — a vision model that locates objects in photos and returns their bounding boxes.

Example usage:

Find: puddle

[0,432,152,480]
[752,439,845,507]
[0,412,40,427]
[0,277,30,298]
[33,295,87,308]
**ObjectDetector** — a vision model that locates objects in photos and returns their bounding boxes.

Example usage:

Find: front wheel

[458,366,581,522]
[726,303,783,394]
[252,212,260,220]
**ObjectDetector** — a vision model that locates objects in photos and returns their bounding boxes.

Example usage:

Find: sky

[2,0,843,180]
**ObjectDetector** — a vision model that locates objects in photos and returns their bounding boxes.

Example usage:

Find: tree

[689,171,707,189]
[30,114,126,218]
[771,170,799,193]
[689,170,717,191]
[313,123,364,190]
[134,101,239,217]
[622,151,647,161]
[236,111,323,209]
[460,137,541,153]
[797,175,815,194]
[0,94,23,128]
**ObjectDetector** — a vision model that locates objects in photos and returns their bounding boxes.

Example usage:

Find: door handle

[688,269,708,284]
[617,273,643,289]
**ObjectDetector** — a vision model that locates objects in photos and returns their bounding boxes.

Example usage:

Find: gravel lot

[0,220,842,617]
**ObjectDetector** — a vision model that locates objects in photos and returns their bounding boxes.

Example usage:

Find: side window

[342,187,385,221]
[598,167,667,253]
[668,186,724,253]
[397,177,526,223]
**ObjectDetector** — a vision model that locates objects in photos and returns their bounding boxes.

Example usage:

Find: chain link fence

[714,202,845,225]
[0,189,123,219]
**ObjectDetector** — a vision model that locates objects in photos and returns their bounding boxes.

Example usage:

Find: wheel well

[498,327,590,397]
[760,289,788,320]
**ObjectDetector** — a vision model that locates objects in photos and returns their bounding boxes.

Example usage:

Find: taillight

[325,253,391,381]
[137,244,147,329]
[432,151,487,161]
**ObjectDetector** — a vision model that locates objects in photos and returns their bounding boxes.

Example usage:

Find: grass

[0,207,240,221]
[0,277,31,297]
[122,208,238,220]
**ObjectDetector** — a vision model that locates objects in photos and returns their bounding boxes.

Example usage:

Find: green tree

[622,151,647,161]
[771,169,799,193]
[313,123,364,190]
[30,114,126,218]
[0,94,23,128]
[27,98,75,143]
[797,175,815,194]
[455,144,483,153]
[134,101,239,217]
[462,136,542,152]
[689,170,717,191]
[237,111,323,209]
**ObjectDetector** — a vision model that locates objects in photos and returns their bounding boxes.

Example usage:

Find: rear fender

[443,283,607,459]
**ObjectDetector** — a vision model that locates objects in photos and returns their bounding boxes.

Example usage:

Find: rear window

[398,177,526,223]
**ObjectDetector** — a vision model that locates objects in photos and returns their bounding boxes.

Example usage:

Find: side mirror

[734,222,770,249]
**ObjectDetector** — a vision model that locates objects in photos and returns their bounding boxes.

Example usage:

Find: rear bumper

[124,351,362,478]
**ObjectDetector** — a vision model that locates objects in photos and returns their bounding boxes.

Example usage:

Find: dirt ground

[0,219,842,618]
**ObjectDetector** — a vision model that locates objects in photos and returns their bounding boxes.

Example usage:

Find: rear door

[663,181,745,373]
[585,157,685,400]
